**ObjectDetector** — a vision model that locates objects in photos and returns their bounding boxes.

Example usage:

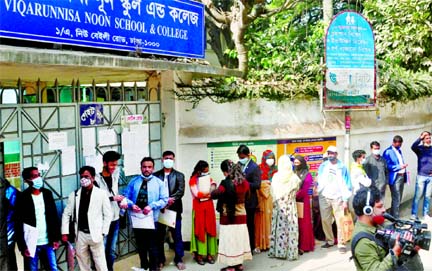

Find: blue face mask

[141,174,153,181]
[328,156,337,162]
[32,176,44,190]
[239,157,249,165]
[163,159,174,169]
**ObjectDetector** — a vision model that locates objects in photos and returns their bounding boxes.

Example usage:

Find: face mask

[360,158,366,164]
[372,215,385,226]
[141,174,153,180]
[80,178,92,188]
[372,149,380,156]
[266,158,275,167]
[239,158,249,165]
[328,156,337,162]
[201,172,210,176]
[163,159,174,169]
[32,176,44,190]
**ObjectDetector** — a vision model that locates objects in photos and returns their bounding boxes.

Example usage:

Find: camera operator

[351,186,423,271]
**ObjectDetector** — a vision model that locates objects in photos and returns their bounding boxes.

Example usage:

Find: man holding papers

[154,150,186,270]
[122,157,168,271]
[15,167,61,271]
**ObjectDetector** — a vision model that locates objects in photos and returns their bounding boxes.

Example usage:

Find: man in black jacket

[237,145,261,253]
[154,150,186,270]
[15,167,61,271]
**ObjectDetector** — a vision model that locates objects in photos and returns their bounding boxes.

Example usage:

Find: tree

[203,0,301,76]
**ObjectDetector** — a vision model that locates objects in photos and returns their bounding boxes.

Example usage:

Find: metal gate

[0,79,162,270]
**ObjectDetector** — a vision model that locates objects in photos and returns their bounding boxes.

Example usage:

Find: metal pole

[344,111,351,167]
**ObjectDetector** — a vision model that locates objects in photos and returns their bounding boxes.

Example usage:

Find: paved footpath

[117,227,432,271]
[117,203,432,271]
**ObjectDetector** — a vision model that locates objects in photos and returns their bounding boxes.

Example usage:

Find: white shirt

[392,146,406,174]
[32,194,49,245]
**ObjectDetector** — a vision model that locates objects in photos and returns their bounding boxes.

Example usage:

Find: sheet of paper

[98,129,117,146]
[198,175,211,194]
[121,124,149,176]
[130,211,155,229]
[48,131,68,150]
[158,209,177,228]
[82,128,96,156]
[23,223,38,258]
[61,146,76,175]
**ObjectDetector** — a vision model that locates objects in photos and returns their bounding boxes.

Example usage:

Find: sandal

[235,264,244,271]
[207,255,215,264]
[195,255,205,265]
[176,262,186,270]
[220,267,236,271]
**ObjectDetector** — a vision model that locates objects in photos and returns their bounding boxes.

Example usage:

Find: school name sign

[0,0,205,58]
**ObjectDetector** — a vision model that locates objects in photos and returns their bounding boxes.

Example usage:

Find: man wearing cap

[382,135,408,218]
[317,146,352,253]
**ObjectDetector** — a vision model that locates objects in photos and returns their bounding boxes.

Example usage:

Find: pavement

[116,203,432,271]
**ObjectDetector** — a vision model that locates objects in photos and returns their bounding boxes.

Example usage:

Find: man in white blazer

[62,166,112,271]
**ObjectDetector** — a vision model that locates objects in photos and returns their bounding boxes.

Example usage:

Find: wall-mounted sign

[324,11,376,109]
[80,104,104,126]
[0,0,205,59]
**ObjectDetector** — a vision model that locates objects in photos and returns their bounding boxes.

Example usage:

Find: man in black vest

[154,150,186,270]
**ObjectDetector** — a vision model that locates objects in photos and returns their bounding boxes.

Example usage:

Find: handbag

[68,190,77,243]
[339,209,354,242]
[296,202,304,219]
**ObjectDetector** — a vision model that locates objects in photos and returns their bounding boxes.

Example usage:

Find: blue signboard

[324,11,376,109]
[0,0,205,59]
[80,104,104,126]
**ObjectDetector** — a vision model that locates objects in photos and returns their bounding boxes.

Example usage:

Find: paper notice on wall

[82,127,96,156]
[61,146,76,175]
[98,129,117,146]
[85,154,103,173]
[48,132,68,150]
[122,124,149,176]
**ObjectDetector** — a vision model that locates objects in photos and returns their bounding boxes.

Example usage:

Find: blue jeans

[24,244,58,271]
[104,220,119,271]
[411,175,432,217]
[157,219,184,265]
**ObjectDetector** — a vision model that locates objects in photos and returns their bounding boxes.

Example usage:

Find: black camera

[375,213,431,257]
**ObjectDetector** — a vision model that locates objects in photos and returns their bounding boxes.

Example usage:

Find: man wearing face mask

[351,186,423,271]
[122,157,168,271]
[61,166,112,271]
[351,150,372,195]
[15,167,61,271]
[410,131,432,220]
[383,135,408,218]
[317,146,352,253]
[364,141,388,198]
[153,150,186,270]
[236,145,262,254]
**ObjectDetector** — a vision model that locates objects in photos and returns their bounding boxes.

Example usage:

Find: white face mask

[32,176,44,190]
[266,158,275,167]
[201,172,210,176]
[80,178,92,188]
[372,149,380,156]
[163,159,174,169]
[360,158,366,164]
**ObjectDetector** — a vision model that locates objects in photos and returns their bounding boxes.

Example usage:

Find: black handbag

[68,190,77,243]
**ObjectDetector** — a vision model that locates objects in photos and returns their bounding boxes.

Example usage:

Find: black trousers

[246,208,256,251]
[134,228,159,271]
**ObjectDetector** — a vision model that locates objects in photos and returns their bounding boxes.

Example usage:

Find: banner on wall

[207,137,337,181]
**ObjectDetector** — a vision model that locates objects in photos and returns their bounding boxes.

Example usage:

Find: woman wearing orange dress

[254,150,277,253]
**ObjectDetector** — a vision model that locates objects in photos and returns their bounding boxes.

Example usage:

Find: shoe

[253,247,261,254]
[424,214,431,221]
[321,242,334,248]
[195,255,205,265]
[298,249,304,255]
[175,262,186,270]
[207,255,215,264]
[411,214,418,220]
[339,247,347,254]
[131,267,146,271]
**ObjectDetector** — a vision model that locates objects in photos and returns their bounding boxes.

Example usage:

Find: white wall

[159,71,432,240]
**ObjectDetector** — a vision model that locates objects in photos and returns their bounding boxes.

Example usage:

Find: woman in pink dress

[294,155,315,253]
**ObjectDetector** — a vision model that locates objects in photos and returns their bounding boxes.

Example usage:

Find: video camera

[375,213,431,257]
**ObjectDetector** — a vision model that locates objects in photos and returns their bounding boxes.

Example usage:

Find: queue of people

[1,131,430,271]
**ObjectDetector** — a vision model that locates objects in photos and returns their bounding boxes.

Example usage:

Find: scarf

[259,150,278,181]
[294,155,309,188]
